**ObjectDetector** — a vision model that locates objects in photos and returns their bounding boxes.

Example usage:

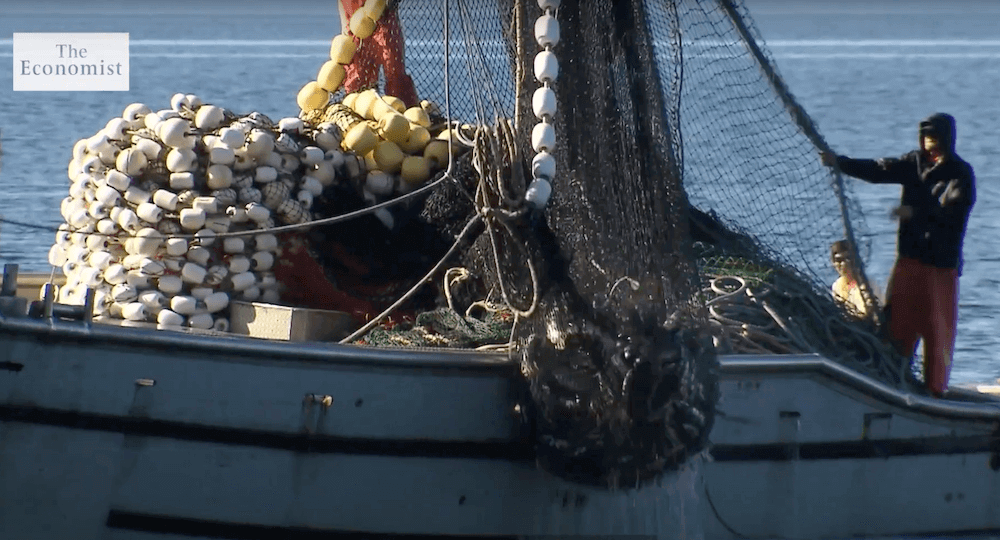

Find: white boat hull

[3,298,1000,538]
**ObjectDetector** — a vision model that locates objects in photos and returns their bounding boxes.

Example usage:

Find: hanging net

[354,0,908,487]
[43,0,911,490]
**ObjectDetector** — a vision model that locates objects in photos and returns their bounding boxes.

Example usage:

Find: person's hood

[919,112,957,155]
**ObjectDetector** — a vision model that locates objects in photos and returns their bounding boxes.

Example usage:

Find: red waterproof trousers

[341,0,419,107]
[886,257,959,395]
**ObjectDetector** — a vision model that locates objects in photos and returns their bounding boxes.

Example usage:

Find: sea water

[0,0,997,389]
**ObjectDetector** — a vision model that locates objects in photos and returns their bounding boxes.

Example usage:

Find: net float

[188,313,214,330]
[169,172,195,191]
[317,62,346,93]
[195,105,225,131]
[349,10,376,39]
[373,141,404,173]
[330,34,357,65]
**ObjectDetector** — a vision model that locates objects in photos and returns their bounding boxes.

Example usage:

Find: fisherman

[338,0,419,108]
[830,239,866,315]
[821,113,976,397]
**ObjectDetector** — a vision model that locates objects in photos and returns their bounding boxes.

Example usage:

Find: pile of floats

[46,0,562,334]
[49,0,460,332]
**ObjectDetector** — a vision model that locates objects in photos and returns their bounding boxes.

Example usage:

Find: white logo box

[13,32,129,91]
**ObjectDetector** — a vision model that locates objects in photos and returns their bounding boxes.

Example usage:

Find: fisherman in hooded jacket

[821,113,976,397]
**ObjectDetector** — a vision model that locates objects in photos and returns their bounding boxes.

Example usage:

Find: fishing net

[290,0,913,487]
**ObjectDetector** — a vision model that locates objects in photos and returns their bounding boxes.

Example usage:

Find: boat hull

[3,308,1000,538]
[0,315,704,539]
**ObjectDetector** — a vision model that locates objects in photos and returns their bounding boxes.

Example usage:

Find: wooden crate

[229,301,355,342]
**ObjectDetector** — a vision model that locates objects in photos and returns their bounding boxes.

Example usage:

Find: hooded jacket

[835,113,976,272]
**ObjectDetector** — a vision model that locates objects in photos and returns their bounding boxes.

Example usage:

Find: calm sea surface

[0,1,997,389]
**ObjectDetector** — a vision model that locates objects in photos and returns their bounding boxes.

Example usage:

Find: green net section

[357,304,514,349]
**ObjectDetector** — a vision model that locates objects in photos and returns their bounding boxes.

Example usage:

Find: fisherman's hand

[820,151,838,167]
[890,205,914,221]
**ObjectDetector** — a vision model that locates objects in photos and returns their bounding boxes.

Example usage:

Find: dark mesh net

[302,0,907,487]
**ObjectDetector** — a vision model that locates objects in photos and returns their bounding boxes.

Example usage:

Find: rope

[472,120,540,319]
[702,268,906,387]
[2,171,456,240]
[346,119,538,346]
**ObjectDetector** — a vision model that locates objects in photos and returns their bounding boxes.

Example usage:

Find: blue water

[0,1,997,390]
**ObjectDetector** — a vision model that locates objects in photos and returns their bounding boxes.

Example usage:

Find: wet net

[385,0,913,485]
[292,0,912,487]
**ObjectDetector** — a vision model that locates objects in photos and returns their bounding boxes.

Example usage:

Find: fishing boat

[3,268,1000,540]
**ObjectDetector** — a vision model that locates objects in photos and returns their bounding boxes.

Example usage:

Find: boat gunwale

[0,311,515,374]
[721,354,1000,425]
[4,312,999,424]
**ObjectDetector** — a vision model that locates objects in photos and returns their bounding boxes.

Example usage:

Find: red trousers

[341,0,419,107]
[886,257,959,395]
